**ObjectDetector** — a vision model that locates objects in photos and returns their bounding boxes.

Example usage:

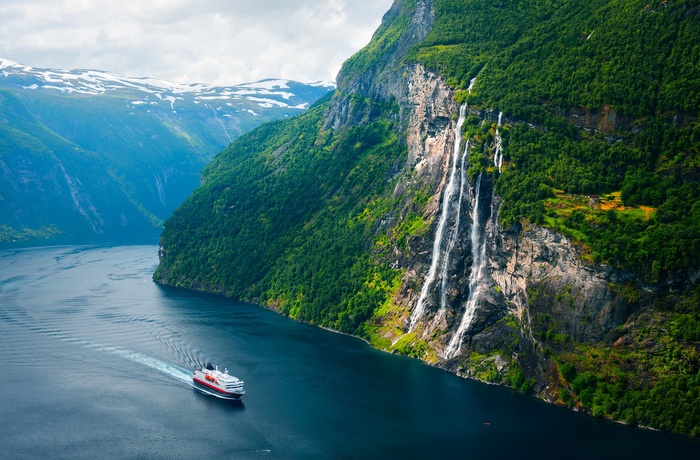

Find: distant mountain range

[0,58,334,114]
[0,58,334,242]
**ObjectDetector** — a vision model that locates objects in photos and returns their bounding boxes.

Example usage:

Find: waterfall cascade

[444,174,487,359]
[438,140,470,318]
[494,112,503,173]
[409,105,467,331]
[407,77,498,358]
[467,76,477,93]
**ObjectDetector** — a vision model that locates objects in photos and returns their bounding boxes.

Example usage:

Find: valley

[0,58,333,242]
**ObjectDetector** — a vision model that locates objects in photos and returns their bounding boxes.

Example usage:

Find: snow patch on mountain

[0,58,335,111]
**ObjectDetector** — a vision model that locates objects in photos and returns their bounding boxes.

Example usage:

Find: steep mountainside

[155,0,700,436]
[0,59,333,241]
[0,90,155,238]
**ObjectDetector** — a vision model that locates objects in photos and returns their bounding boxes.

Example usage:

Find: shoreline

[154,275,696,442]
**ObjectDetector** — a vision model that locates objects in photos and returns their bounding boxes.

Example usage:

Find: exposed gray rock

[489,225,631,344]
[379,56,632,383]
[325,0,435,130]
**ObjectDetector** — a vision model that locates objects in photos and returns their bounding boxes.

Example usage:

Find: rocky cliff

[155,0,700,435]
[321,0,697,412]
[353,57,627,393]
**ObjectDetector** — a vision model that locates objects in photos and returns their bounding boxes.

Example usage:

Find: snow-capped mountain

[0,58,335,242]
[0,57,334,115]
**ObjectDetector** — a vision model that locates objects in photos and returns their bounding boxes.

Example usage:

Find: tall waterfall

[409,105,467,331]
[438,140,470,316]
[494,112,503,173]
[444,174,487,359]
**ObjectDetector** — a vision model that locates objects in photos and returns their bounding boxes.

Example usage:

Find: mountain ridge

[0,57,333,109]
[154,0,700,436]
[0,59,334,242]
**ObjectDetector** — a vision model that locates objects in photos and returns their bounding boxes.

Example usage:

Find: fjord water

[0,244,697,459]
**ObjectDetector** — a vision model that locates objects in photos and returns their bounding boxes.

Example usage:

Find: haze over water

[0,242,697,458]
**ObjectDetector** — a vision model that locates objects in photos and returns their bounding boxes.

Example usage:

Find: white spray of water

[438,140,470,318]
[109,347,193,384]
[494,112,503,173]
[468,76,477,93]
[409,105,467,331]
[444,174,487,359]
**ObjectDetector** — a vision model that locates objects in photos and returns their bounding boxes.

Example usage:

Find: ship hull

[192,378,244,400]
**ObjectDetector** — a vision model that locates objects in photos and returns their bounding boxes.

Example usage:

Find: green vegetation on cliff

[414,0,700,283]
[155,97,405,335]
[539,287,700,437]
[156,0,700,437]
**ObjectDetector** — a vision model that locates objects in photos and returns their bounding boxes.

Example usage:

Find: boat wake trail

[107,347,192,384]
[0,306,194,387]
[63,338,194,387]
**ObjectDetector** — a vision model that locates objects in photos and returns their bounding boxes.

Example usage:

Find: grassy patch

[541,189,661,265]
[598,191,656,220]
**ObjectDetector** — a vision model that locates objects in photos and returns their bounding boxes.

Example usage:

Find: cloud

[0,0,394,85]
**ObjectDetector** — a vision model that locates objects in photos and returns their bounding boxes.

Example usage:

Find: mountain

[0,89,157,238]
[154,0,700,437]
[0,58,334,241]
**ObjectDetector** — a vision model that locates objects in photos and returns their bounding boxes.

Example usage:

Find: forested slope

[0,90,156,238]
[155,93,406,333]
[0,60,332,242]
[155,0,700,436]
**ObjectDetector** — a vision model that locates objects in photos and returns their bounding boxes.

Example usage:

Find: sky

[0,0,394,86]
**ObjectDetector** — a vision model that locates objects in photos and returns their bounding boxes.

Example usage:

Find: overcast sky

[0,0,394,85]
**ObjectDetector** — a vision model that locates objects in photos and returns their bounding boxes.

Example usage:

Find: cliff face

[489,225,634,343]
[325,0,434,130]
[155,0,700,435]
[360,57,632,395]
[319,0,638,394]
[320,0,662,383]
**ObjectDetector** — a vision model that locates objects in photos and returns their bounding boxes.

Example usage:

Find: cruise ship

[192,363,245,400]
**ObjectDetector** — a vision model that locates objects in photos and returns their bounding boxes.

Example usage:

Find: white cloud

[0,0,394,85]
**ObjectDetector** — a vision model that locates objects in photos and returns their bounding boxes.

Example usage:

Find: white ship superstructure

[192,363,245,400]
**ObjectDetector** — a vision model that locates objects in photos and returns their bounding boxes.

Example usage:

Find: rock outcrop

[153,0,700,435]
[325,0,435,130]
[354,32,634,395]
[488,226,631,344]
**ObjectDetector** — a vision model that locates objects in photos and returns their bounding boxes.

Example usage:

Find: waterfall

[493,112,503,173]
[467,76,477,93]
[444,174,487,359]
[438,140,470,316]
[409,105,467,331]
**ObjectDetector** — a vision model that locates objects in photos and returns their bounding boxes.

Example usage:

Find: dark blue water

[0,243,698,459]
